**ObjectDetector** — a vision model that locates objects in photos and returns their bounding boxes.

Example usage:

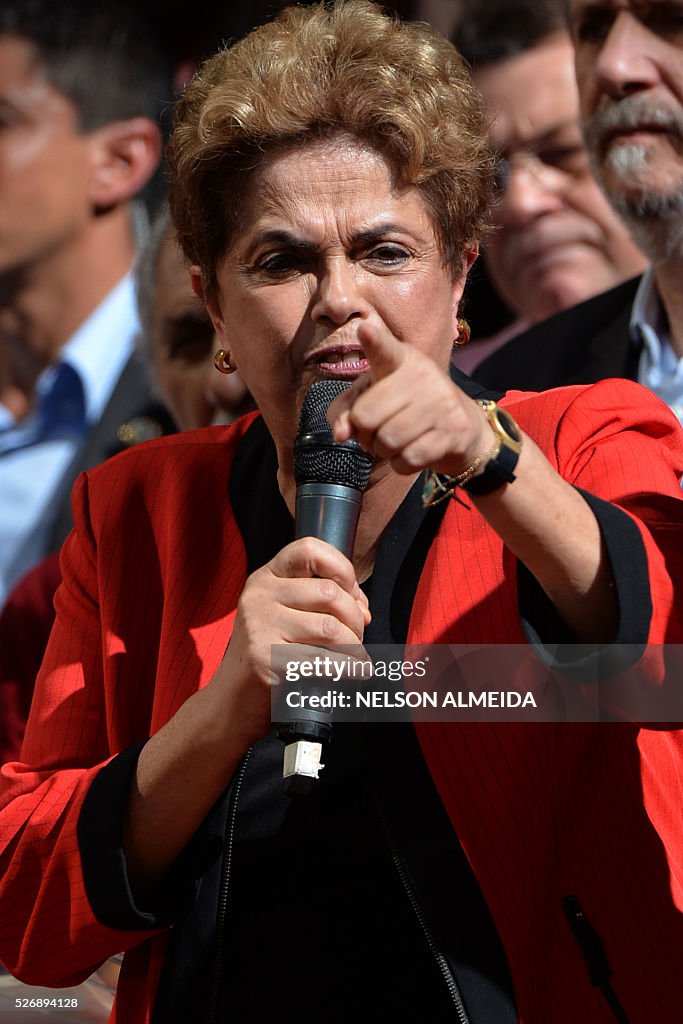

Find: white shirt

[0,274,139,606]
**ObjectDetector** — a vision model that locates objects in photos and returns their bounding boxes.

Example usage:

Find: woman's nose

[310,260,366,325]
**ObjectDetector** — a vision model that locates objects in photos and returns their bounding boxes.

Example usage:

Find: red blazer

[0,554,62,763]
[1,379,682,1024]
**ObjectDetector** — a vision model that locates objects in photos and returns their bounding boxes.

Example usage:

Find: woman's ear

[462,242,479,276]
[87,117,162,210]
[190,267,227,342]
[450,242,480,319]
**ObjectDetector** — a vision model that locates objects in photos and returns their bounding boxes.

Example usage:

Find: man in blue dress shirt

[0,1,173,607]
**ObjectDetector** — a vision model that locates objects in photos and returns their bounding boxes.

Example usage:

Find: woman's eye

[258,252,305,274]
[366,245,410,264]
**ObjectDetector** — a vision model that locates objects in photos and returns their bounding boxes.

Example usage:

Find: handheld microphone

[276,379,373,796]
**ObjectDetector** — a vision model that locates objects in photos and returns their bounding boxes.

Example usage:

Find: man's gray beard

[584,98,683,262]
[595,144,683,262]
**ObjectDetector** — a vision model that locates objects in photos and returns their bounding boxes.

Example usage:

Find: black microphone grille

[297,379,353,434]
[295,379,373,491]
[296,443,372,490]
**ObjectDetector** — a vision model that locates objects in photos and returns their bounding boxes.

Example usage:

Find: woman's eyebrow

[247,229,314,252]
[244,222,413,258]
[351,223,411,243]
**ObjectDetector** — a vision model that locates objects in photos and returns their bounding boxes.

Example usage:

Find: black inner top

[218,369,519,1023]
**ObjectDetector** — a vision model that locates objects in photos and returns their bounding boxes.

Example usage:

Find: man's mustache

[584,95,683,150]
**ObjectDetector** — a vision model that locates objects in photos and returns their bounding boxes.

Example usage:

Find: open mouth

[309,348,370,375]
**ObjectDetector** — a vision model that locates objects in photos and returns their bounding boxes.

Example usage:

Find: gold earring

[453,318,471,347]
[214,349,237,374]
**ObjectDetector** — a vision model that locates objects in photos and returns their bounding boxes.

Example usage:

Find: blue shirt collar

[630,266,676,372]
[630,266,683,423]
[1,273,138,431]
[59,273,138,423]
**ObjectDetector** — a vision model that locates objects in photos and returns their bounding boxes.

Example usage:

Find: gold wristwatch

[461,400,523,496]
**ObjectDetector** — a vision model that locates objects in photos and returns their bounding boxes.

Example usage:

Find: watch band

[461,400,522,496]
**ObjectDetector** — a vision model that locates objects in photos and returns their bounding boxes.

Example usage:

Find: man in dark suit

[475,0,683,430]
[0,0,173,606]
[474,273,641,391]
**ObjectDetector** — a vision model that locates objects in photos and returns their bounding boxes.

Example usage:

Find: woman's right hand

[207,536,371,750]
[124,536,369,895]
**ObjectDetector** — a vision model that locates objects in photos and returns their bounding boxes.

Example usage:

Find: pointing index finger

[325,321,405,442]
[327,321,406,441]
[357,320,406,381]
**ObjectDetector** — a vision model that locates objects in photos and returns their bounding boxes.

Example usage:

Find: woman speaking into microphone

[1,3,683,1022]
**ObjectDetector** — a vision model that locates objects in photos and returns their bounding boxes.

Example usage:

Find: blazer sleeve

[551,378,683,645]
[548,379,683,905]
[0,473,165,987]
[506,378,683,638]
[507,378,683,722]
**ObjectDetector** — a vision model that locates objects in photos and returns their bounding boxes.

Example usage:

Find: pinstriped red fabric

[0,383,681,1022]
[0,554,63,763]
[412,380,683,1023]
[0,415,255,1006]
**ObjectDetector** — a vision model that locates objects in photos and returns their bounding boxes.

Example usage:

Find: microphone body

[295,479,363,554]
[277,380,372,795]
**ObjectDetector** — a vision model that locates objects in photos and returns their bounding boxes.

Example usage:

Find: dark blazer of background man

[474,274,641,391]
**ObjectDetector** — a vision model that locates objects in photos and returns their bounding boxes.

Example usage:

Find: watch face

[497,409,522,444]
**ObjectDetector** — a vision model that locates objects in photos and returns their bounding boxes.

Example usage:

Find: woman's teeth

[324,351,365,363]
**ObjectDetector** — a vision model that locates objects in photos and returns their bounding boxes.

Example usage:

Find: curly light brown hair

[168,0,494,293]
